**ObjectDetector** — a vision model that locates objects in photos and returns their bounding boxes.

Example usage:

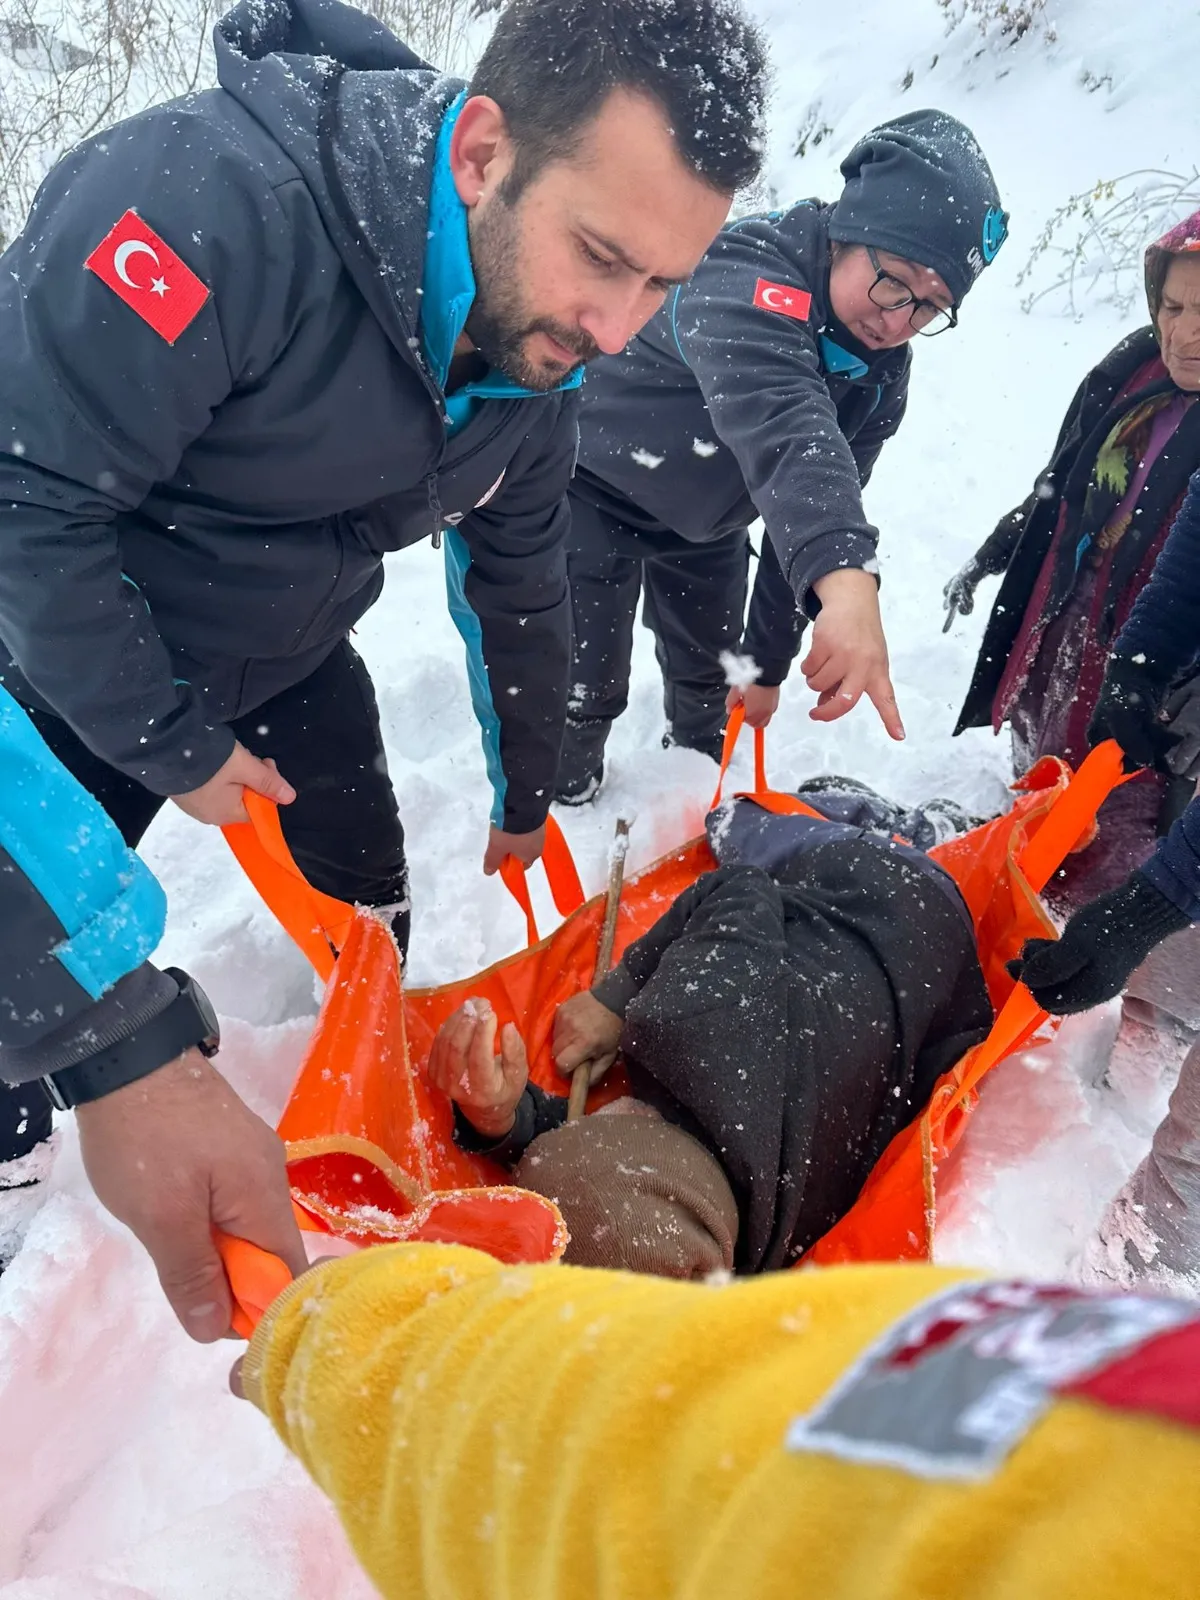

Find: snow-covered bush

[0,0,482,248]
[936,0,1052,44]
[1018,168,1200,320]
[0,0,219,248]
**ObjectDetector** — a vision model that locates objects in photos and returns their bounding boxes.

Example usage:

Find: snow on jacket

[0,684,172,1086]
[0,0,577,833]
[241,1243,1200,1600]
[573,201,910,683]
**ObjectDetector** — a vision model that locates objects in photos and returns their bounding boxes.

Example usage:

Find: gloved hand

[1008,872,1190,1014]
[1088,654,1180,773]
[942,556,986,633]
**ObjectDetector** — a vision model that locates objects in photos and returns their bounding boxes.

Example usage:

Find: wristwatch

[43,967,221,1111]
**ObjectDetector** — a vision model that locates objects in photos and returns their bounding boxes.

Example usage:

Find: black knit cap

[828,109,1008,308]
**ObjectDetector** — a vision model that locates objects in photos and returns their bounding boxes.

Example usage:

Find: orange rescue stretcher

[218,714,1128,1317]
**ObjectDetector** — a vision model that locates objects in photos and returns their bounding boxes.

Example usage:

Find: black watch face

[192,982,219,1041]
[172,970,220,1051]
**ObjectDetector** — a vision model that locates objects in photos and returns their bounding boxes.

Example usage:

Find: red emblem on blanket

[752,278,812,321]
[1064,1317,1200,1432]
[85,210,210,344]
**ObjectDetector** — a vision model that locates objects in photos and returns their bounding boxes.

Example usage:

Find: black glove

[1088,653,1181,772]
[1008,872,1190,1014]
[942,556,986,632]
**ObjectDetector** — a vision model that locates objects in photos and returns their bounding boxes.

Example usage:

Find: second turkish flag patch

[752,277,812,322]
[85,209,210,345]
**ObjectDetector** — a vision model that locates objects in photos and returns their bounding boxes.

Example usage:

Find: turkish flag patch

[752,277,812,321]
[84,210,210,345]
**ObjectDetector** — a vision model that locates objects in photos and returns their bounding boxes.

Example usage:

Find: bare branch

[1017,169,1200,320]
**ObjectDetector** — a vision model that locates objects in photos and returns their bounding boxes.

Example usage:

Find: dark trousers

[0,640,408,1165]
[560,493,749,788]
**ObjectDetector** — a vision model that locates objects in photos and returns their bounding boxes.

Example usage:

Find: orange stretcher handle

[710,704,768,809]
[498,814,586,947]
[1015,738,1130,893]
[215,1230,295,1340]
[223,792,357,981]
[937,738,1132,1131]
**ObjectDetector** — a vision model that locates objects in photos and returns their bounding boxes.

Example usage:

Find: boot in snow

[1076,1166,1200,1298]
[555,717,609,806]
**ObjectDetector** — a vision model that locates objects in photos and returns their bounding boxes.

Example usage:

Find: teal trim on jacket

[443,528,507,826]
[421,93,583,436]
[819,334,870,381]
[423,93,581,831]
[0,684,165,1001]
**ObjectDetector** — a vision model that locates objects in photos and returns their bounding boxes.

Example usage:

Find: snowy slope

[4,0,1200,1590]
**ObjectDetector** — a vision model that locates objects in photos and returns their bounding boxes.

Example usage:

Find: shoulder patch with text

[786,1280,1199,1481]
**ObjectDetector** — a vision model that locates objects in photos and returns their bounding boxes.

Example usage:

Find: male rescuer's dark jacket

[573,202,910,683]
[0,0,576,833]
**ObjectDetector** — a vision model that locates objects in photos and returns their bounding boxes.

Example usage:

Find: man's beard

[465,192,599,391]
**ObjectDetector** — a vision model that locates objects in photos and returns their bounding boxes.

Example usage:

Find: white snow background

[3,0,1200,1590]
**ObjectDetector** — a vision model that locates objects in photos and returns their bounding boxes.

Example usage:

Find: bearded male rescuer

[0,0,768,1332]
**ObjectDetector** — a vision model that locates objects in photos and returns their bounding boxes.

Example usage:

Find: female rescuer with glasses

[555,111,1008,804]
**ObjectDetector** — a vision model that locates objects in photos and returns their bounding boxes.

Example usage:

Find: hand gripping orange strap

[222,791,356,981]
[710,704,768,809]
[498,815,586,947]
[709,705,828,821]
[215,1230,295,1339]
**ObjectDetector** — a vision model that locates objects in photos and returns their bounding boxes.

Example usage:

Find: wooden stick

[567,817,630,1121]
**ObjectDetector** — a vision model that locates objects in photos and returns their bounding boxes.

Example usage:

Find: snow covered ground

[4,0,1200,1591]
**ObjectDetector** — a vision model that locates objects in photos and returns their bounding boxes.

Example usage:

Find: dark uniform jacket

[0,0,577,832]
[573,202,910,682]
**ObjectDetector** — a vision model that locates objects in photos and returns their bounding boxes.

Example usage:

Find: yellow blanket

[242,1245,1199,1600]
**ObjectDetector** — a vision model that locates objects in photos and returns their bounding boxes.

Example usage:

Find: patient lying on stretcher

[429,794,994,1278]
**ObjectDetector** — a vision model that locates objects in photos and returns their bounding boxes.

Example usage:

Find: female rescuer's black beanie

[828,109,1008,308]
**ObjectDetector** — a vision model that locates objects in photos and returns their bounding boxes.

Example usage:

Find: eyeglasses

[865,246,958,337]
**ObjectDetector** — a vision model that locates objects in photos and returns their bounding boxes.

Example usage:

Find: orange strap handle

[709,705,829,821]
[223,792,356,981]
[215,1231,295,1340]
[710,704,768,809]
[498,814,587,946]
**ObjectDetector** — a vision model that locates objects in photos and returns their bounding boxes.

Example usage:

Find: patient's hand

[428,999,529,1140]
[553,992,623,1087]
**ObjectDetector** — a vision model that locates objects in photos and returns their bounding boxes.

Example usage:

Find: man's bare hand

[171,741,296,827]
[552,991,623,1087]
[483,823,546,876]
[725,682,781,729]
[427,998,529,1139]
[76,1048,306,1342]
[801,568,905,740]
